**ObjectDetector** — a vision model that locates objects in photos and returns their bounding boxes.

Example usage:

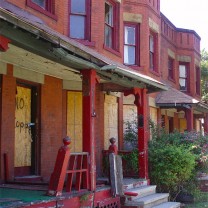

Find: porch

[0,178,146,208]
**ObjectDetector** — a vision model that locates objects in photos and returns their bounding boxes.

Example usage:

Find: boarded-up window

[67,91,82,152]
[104,95,118,149]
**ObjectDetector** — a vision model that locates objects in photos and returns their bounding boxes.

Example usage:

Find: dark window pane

[150,52,154,69]
[124,45,135,65]
[105,25,112,47]
[70,15,85,39]
[150,35,154,52]
[125,26,135,45]
[105,2,113,26]
[32,0,46,9]
[71,0,86,14]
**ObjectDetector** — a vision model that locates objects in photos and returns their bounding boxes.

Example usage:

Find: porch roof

[156,86,208,113]
[0,1,167,93]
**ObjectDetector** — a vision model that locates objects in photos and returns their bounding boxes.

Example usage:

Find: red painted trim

[124,88,149,180]
[185,108,194,131]
[0,35,10,51]
[4,153,9,182]
[204,113,208,134]
[103,45,121,57]
[26,0,57,20]
[82,69,97,191]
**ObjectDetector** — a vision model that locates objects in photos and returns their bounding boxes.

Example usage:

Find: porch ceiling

[0,44,82,81]
[0,4,167,93]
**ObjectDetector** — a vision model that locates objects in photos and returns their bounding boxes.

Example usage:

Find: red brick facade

[0,0,207,185]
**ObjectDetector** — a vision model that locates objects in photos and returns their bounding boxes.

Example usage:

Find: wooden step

[124,193,169,208]
[123,178,148,191]
[153,202,181,208]
[125,185,156,200]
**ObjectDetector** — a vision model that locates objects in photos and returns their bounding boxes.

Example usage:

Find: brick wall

[40,75,63,181]
[1,64,16,181]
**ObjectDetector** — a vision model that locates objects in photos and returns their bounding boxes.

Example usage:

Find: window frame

[26,0,57,20]
[149,31,158,73]
[168,56,175,81]
[104,0,120,52]
[195,66,201,95]
[69,0,91,41]
[179,63,190,92]
[123,22,140,66]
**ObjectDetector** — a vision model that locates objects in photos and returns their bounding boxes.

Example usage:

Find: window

[168,57,174,80]
[124,23,139,65]
[104,0,119,51]
[179,64,189,92]
[149,32,158,72]
[196,67,201,95]
[26,0,56,19]
[69,0,90,40]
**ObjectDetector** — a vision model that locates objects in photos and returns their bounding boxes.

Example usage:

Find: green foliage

[149,143,196,193]
[121,149,138,172]
[201,49,208,102]
[123,117,138,148]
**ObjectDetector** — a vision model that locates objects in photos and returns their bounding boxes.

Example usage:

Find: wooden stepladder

[47,137,89,196]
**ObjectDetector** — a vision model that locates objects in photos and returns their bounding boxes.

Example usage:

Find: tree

[201,49,208,103]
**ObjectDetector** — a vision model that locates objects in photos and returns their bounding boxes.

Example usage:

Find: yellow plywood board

[67,91,82,152]
[104,95,118,149]
[15,86,32,167]
[179,118,187,133]
[150,107,158,125]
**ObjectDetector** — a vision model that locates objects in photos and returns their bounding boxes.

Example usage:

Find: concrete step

[125,185,156,200]
[124,193,169,208]
[123,178,148,191]
[152,202,181,208]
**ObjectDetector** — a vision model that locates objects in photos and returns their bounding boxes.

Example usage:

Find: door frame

[15,80,41,176]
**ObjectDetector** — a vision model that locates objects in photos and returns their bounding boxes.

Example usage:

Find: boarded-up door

[15,85,39,176]
[67,91,82,152]
[104,95,118,149]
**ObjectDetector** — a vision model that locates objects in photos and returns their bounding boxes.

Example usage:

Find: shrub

[148,142,196,195]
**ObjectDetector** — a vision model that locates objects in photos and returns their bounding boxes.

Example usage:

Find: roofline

[0,7,167,93]
[160,12,201,40]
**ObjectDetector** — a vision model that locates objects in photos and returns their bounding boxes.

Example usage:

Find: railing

[47,137,89,196]
[65,152,89,192]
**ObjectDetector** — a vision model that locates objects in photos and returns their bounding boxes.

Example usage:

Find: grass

[185,192,208,208]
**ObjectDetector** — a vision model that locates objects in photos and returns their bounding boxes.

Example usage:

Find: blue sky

[160,0,208,51]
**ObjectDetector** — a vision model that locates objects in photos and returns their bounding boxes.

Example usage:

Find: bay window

[179,64,189,92]
[124,23,139,66]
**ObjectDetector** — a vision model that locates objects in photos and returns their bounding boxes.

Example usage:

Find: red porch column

[204,113,208,134]
[0,35,10,51]
[81,69,97,191]
[185,108,194,131]
[124,88,149,180]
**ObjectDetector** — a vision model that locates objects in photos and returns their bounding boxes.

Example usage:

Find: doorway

[14,83,40,176]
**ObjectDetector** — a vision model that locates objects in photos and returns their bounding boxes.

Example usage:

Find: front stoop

[198,175,208,192]
[121,180,180,208]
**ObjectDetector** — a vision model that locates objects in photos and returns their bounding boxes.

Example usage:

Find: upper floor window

[124,23,139,66]
[69,0,90,40]
[168,57,174,80]
[179,64,189,92]
[26,0,56,19]
[196,66,201,95]
[104,0,119,51]
[149,32,158,72]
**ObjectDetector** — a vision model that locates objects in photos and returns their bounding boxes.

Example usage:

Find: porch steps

[121,180,180,208]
